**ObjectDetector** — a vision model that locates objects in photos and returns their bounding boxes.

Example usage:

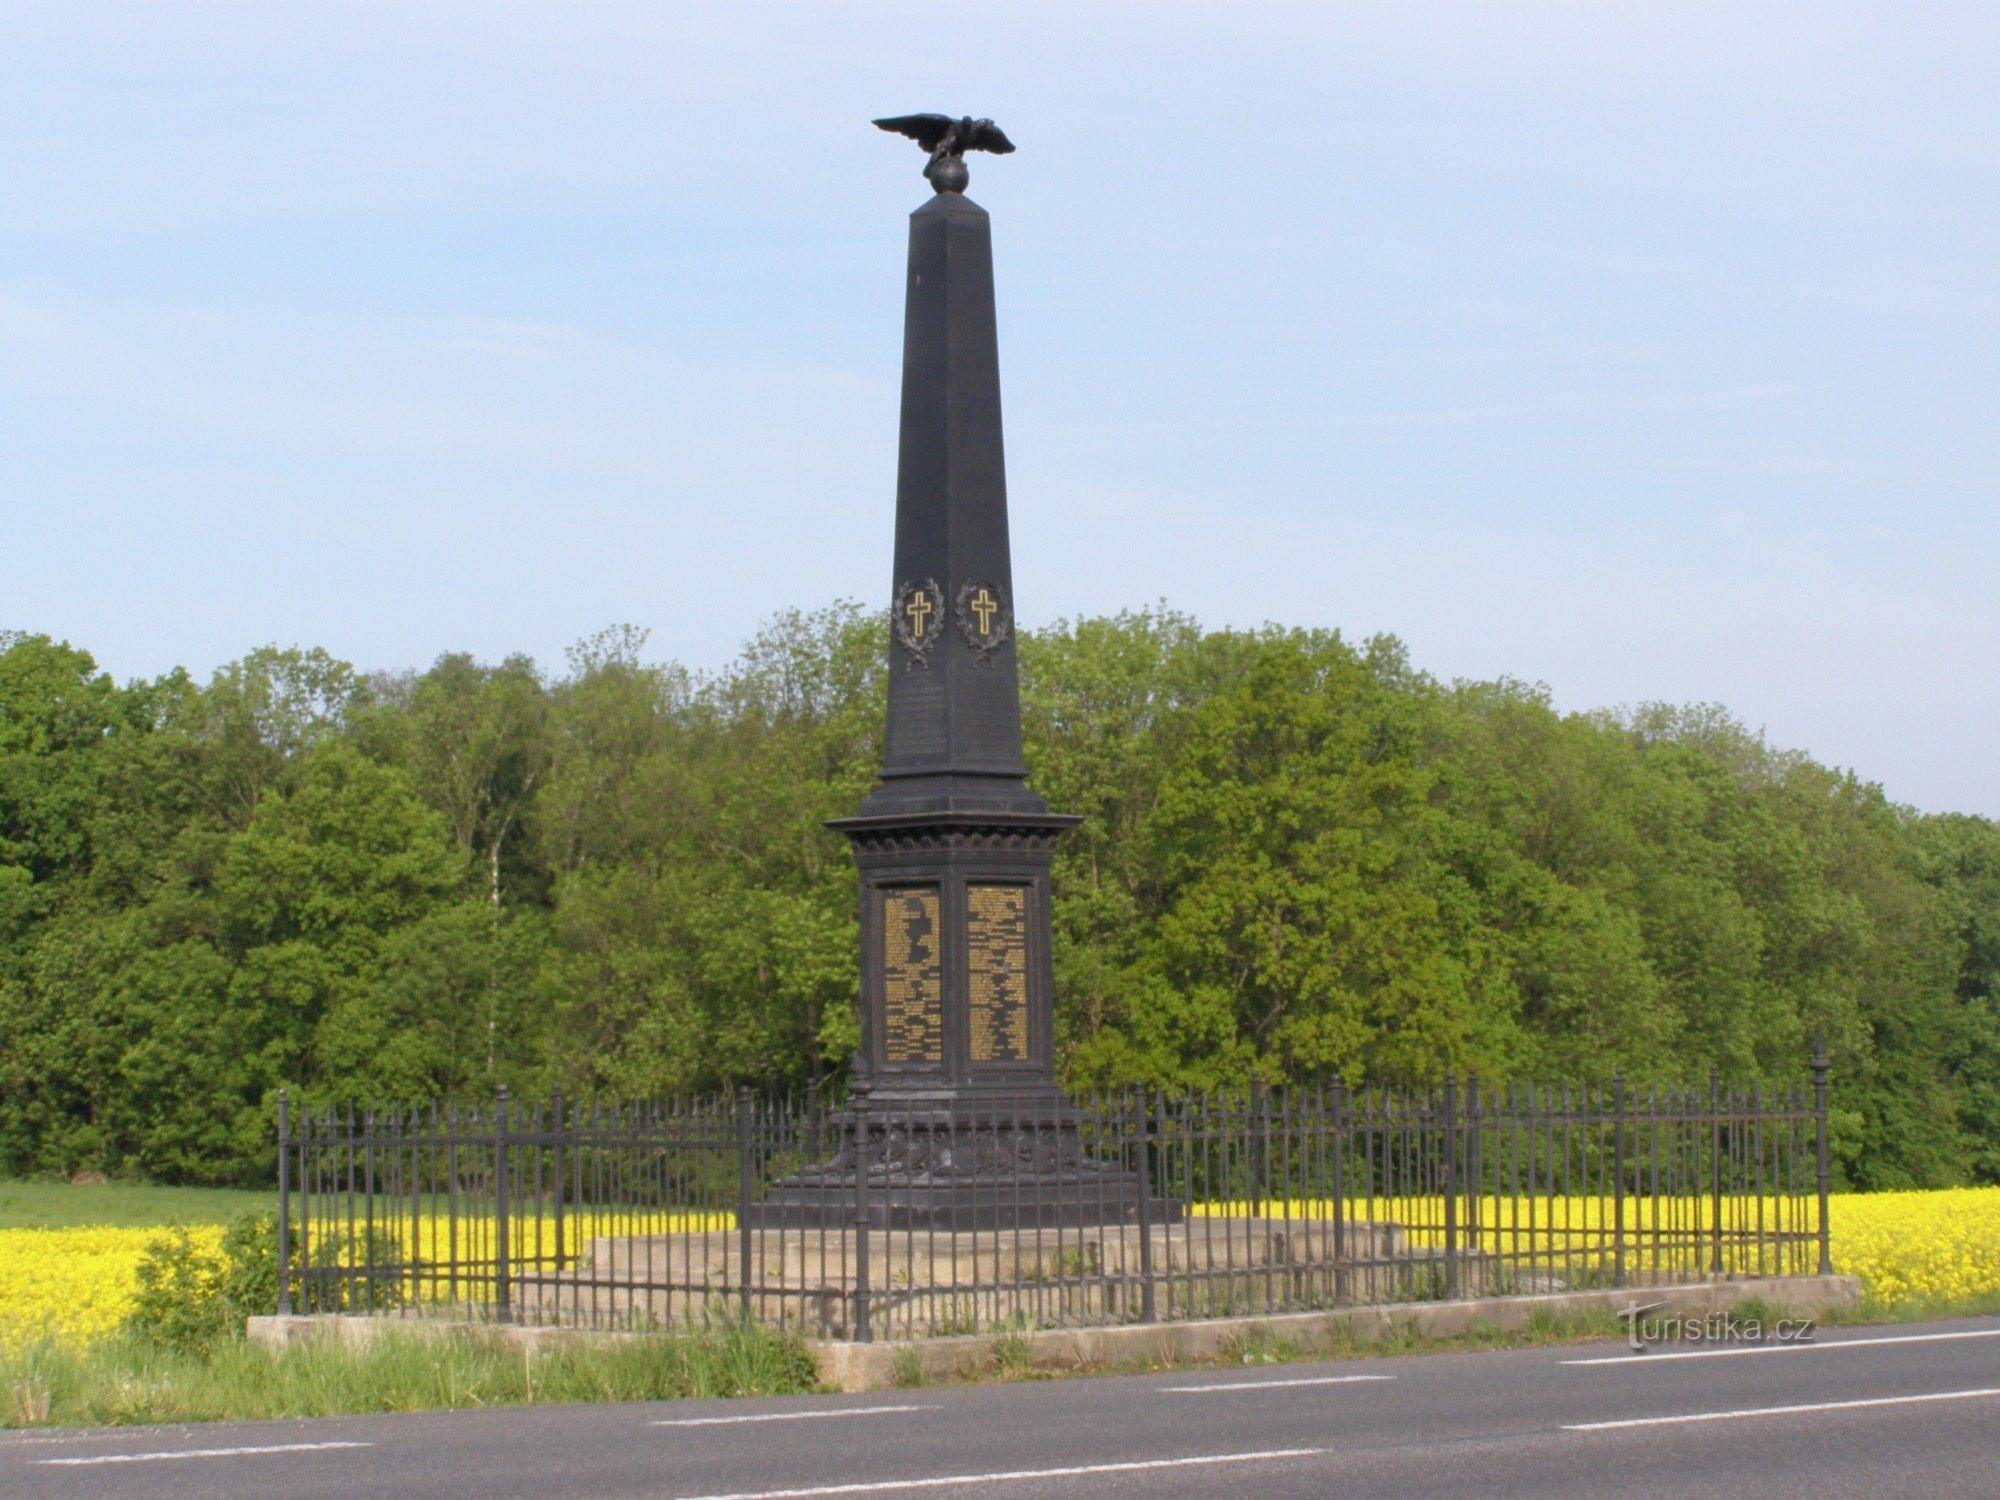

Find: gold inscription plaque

[880,888,943,1064]
[967,884,1031,1063]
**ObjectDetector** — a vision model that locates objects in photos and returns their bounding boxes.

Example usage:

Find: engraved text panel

[880,888,943,1064]
[967,883,1031,1064]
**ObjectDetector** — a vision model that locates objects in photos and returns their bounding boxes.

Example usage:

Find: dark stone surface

[858,192,1049,820]
[763,175,1119,1228]
[829,185,1075,1113]
[743,1178,1162,1231]
[746,1103,1177,1230]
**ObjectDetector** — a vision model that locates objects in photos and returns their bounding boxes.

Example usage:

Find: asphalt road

[6,1315,2000,1499]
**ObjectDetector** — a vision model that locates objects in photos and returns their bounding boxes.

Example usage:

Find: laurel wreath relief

[892,578,944,668]
[954,581,1013,667]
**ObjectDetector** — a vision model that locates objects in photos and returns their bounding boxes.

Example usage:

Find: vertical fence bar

[1709,1066,1724,1275]
[550,1087,566,1272]
[1156,1089,1176,1321]
[494,1084,512,1324]
[1329,1076,1345,1274]
[1612,1070,1626,1290]
[852,1099,873,1344]
[1464,1072,1481,1263]
[1442,1071,1459,1300]
[1252,1076,1269,1310]
[1812,1040,1833,1277]
[276,1089,292,1316]
[737,1086,755,1321]
[299,1107,316,1312]
[1749,1084,1766,1276]
[367,1109,384,1314]
[1134,1088,1156,1324]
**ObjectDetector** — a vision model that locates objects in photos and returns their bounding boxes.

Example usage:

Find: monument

[749,115,1155,1227]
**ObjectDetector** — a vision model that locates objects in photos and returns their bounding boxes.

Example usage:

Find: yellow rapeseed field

[0,1225,225,1349]
[1828,1187,2000,1314]
[0,1212,722,1350]
[3,1190,1994,1348]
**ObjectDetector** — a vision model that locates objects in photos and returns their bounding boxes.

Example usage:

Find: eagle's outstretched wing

[874,114,956,151]
[962,120,1015,155]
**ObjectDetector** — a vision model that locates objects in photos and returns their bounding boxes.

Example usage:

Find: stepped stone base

[510,1218,1483,1337]
[742,1173,1165,1230]
[742,1110,1168,1230]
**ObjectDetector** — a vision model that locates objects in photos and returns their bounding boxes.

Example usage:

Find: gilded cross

[970,587,998,635]
[904,591,933,637]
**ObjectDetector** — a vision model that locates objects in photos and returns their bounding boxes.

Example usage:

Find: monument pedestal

[746,1100,1173,1230]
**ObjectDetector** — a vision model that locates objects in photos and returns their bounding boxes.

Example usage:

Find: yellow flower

[0,1226,224,1350]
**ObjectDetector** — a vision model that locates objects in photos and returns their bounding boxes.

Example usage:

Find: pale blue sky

[3,3,1995,815]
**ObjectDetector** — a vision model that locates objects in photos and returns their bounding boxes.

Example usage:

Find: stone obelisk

[829,121,1079,1116]
[751,117,1153,1227]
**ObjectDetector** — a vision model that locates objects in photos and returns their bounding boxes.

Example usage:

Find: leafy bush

[126,1212,296,1352]
[126,1227,231,1355]
[216,1213,280,1317]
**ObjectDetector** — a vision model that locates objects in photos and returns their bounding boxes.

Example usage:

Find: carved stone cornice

[838,824,1066,857]
[826,808,1080,858]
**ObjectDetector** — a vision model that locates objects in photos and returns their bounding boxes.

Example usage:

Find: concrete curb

[250,1274,1860,1392]
[806,1274,1862,1391]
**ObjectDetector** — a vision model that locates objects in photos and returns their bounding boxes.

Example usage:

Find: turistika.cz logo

[1617,1301,1816,1352]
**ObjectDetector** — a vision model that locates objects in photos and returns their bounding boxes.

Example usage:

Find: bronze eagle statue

[873,114,1015,194]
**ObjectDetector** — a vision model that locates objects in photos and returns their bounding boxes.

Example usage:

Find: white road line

[675,1447,1325,1500]
[1564,1327,2000,1366]
[1161,1374,1396,1393]
[653,1405,940,1427]
[37,1441,373,1467]
[1565,1386,2000,1431]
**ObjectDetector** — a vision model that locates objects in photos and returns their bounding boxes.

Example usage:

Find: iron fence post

[1155,1088,1174,1320]
[1465,1071,1481,1258]
[1249,1074,1267,1210]
[852,1098,873,1344]
[1329,1076,1346,1269]
[361,1107,378,1314]
[276,1089,292,1316]
[737,1086,755,1321]
[1612,1070,1627,1289]
[550,1086,566,1269]
[1442,1071,1459,1300]
[494,1084,512,1324]
[1134,1088,1156,1323]
[1812,1040,1833,1276]
[1709,1065,1724,1275]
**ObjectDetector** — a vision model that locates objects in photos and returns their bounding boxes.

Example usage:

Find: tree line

[1,608,1994,1190]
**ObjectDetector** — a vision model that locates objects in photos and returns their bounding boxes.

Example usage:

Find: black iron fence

[278,1049,1833,1343]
